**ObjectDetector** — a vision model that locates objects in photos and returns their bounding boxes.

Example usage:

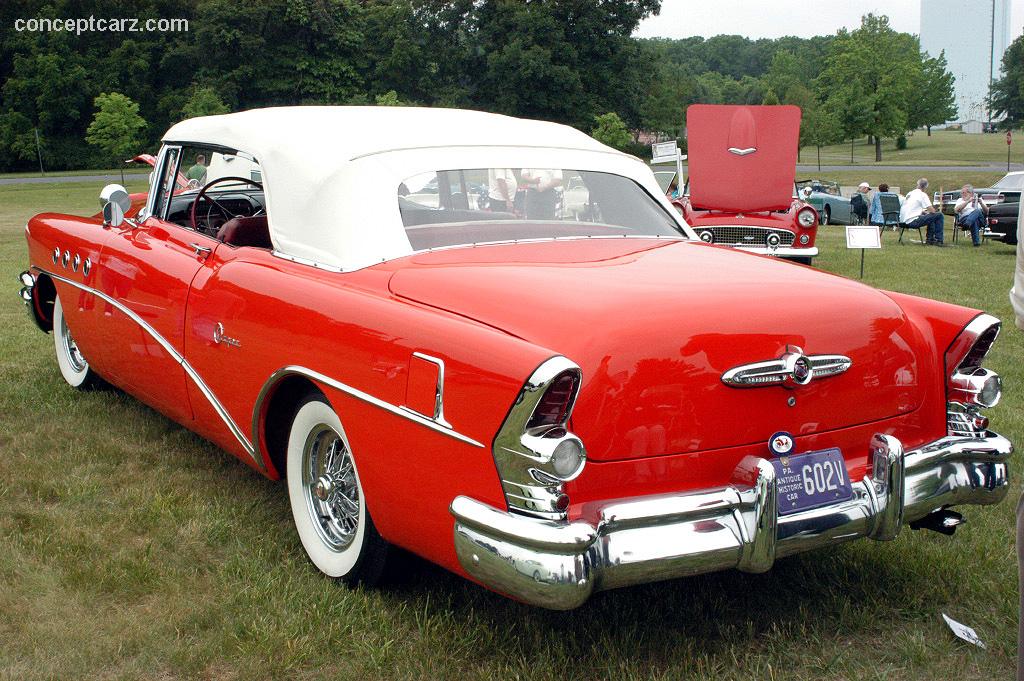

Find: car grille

[696,226,795,247]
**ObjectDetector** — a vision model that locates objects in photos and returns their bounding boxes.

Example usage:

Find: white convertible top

[163,106,688,270]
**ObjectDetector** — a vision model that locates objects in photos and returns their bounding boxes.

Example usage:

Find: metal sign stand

[846,225,881,279]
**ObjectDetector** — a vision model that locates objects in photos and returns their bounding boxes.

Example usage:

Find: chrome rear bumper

[451,431,1011,610]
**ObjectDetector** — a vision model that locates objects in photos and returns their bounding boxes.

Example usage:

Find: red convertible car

[19,107,1010,610]
[674,105,819,264]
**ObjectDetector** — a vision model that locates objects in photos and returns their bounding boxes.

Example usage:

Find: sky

[634,0,1024,41]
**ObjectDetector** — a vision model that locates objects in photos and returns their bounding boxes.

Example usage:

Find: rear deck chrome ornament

[722,347,851,388]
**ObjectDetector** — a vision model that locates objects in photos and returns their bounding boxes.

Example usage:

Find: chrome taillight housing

[493,356,587,520]
[945,314,1002,437]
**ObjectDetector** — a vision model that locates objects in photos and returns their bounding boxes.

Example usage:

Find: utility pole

[988,0,996,125]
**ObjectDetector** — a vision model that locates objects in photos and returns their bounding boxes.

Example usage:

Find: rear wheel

[286,394,389,584]
[53,295,100,389]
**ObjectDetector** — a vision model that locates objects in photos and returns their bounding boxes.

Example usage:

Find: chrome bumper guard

[451,431,1011,610]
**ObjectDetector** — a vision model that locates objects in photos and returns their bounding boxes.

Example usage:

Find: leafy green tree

[990,34,1024,129]
[179,87,230,120]
[591,112,631,150]
[86,92,147,166]
[762,89,780,105]
[907,51,956,135]
[375,90,404,106]
[817,15,918,161]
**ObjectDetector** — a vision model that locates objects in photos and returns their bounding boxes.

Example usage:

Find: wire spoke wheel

[303,424,361,551]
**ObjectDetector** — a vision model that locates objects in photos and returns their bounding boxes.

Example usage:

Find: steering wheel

[190,176,264,234]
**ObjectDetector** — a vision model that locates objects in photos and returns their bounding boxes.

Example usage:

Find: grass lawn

[0,168,151,180]
[808,129,1023,167]
[1,181,1022,680]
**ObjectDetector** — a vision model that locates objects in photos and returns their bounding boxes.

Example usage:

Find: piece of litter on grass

[942,613,987,649]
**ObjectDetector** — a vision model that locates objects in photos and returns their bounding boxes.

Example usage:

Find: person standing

[185,153,208,185]
[520,168,564,220]
[899,178,945,246]
[487,168,517,213]
[954,184,989,247]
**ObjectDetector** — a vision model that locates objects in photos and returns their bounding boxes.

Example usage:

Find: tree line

[0,1,956,172]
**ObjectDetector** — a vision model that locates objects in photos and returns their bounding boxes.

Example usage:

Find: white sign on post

[651,141,678,164]
[845,225,881,249]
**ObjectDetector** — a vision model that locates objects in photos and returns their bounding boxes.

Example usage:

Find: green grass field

[1,180,1022,680]
[808,129,1023,167]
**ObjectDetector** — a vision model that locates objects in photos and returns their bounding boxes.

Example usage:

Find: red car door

[93,216,218,423]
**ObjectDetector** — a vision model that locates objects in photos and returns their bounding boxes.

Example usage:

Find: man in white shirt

[521,168,564,219]
[899,177,945,246]
[487,168,517,213]
[954,184,989,247]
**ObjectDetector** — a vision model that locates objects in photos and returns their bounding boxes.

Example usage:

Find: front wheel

[286,394,389,584]
[53,294,100,389]
[822,206,832,225]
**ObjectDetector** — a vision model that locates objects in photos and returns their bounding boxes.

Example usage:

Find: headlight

[797,208,816,227]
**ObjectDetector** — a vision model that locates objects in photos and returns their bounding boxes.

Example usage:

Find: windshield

[993,173,1024,191]
[398,168,683,251]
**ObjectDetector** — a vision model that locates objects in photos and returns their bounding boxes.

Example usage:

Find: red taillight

[959,325,999,372]
[527,371,578,429]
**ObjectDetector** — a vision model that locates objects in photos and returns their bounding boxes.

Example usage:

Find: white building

[920,0,1011,122]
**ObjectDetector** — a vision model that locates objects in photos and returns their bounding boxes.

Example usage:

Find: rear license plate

[772,447,854,516]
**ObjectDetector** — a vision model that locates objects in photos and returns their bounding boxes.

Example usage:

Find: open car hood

[687,104,800,213]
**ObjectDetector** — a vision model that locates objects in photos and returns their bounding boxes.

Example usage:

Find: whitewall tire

[286,394,389,584]
[53,294,98,389]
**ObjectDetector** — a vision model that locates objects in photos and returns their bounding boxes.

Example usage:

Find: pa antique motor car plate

[772,447,854,516]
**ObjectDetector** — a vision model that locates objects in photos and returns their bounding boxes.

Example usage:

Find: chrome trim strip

[35,267,259,465]
[252,366,485,452]
[403,351,452,428]
[722,351,851,388]
[270,250,344,273]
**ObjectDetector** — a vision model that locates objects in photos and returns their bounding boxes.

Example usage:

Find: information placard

[845,225,881,249]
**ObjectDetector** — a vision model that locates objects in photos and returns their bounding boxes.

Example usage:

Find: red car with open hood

[675,104,819,264]
[18,106,1010,609]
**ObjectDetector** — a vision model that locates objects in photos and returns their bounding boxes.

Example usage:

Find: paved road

[1,163,1018,187]
[0,172,149,186]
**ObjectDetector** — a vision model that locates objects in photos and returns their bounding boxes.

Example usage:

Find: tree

[990,34,1024,129]
[85,92,146,167]
[762,89,780,105]
[591,112,631,150]
[374,90,404,106]
[179,87,230,120]
[817,15,919,162]
[907,51,956,135]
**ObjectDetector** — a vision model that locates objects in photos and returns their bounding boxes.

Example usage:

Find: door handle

[190,242,213,258]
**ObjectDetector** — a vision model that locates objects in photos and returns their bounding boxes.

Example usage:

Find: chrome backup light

[493,357,587,520]
[945,314,1002,435]
[797,208,816,227]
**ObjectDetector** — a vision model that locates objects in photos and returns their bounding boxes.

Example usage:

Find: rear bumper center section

[450,431,1011,610]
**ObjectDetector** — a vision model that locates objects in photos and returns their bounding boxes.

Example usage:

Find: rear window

[397,168,683,251]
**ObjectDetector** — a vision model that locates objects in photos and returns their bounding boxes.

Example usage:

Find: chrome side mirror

[100,184,132,228]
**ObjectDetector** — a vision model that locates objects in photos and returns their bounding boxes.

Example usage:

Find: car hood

[388,239,923,461]
[687,104,800,213]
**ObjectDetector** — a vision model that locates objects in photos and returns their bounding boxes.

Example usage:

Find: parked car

[673,104,819,264]
[795,179,856,225]
[987,199,1019,244]
[19,106,1011,610]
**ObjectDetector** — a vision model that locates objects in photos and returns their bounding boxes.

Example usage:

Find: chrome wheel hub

[303,424,359,551]
[61,316,87,373]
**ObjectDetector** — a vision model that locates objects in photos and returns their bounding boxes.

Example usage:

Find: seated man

[954,184,989,247]
[899,177,945,246]
[850,182,870,224]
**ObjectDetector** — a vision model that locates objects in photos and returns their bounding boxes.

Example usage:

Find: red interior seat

[217,216,272,249]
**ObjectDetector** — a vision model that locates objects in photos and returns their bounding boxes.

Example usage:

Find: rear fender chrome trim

[252,366,485,455]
